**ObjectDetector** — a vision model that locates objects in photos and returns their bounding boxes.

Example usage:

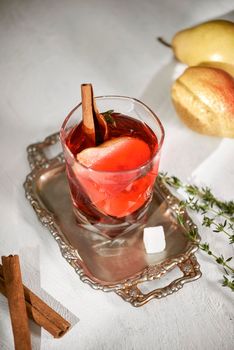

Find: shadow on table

[218,10,234,21]
[140,59,222,178]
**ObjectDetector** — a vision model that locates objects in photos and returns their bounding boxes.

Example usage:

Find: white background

[0,0,234,349]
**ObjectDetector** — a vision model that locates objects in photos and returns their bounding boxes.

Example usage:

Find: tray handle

[116,254,201,307]
[27,132,62,170]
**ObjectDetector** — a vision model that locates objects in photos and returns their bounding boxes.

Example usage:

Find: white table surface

[0,0,234,349]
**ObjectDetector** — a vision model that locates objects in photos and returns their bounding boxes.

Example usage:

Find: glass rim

[60,95,165,174]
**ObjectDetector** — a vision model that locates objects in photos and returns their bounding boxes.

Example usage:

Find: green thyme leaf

[222,276,234,291]
[101,110,116,126]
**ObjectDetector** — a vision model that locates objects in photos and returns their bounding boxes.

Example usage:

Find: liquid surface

[66,113,158,163]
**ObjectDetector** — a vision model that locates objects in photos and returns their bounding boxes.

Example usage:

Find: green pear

[198,61,234,77]
[172,20,234,66]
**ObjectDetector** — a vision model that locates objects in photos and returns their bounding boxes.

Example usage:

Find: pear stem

[157,37,172,48]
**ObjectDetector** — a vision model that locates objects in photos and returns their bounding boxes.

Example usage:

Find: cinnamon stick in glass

[81,83,108,146]
[0,263,71,338]
[2,255,32,350]
[81,83,96,145]
[91,84,109,141]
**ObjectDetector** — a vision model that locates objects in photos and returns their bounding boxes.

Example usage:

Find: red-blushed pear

[171,66,234,138]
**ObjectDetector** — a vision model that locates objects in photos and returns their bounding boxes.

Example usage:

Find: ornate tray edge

[23,132,202,306]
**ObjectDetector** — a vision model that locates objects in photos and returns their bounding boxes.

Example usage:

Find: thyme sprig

[102,110,116,127]
[159,172,234,292]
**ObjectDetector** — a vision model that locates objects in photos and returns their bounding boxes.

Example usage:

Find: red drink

[65,113,159,222]
[61,95,164,237]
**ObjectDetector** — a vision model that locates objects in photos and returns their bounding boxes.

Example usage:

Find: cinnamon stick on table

[2,255,32,350]
[0,263,71,338]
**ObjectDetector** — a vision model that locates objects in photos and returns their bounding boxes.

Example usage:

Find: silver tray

[24,132,201,307]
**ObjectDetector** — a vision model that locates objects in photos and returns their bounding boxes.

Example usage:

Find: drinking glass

[60,96,164,238]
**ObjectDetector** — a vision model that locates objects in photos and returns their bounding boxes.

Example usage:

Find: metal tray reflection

[24,133,201,306]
